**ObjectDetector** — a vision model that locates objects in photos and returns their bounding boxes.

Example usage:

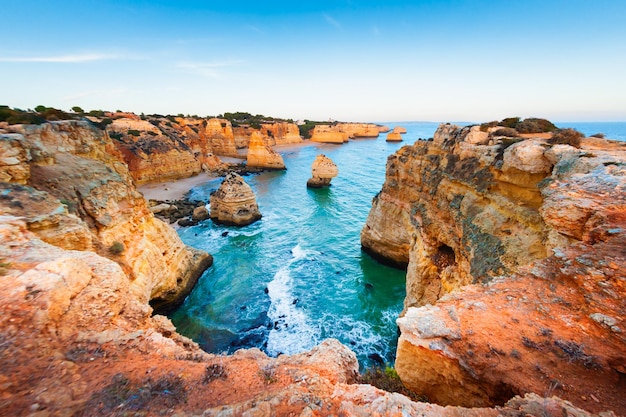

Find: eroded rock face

[362,123,626,412]
[246,131,286,169]
[108,116,232,184]
[307,154,338,188]
[209,172,261,226]
[310,122,382,143]
[386,131,403,142]
[311,124,349,143]
[0,121,212,311]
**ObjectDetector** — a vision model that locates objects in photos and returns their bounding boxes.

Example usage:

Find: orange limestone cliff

[310,124,349,143]
[0,119,618,416]
[106,116,232,184]
[246,131,286,169]
[362,123,626,413]
[307,154,338,188]
[0,121,212,313]
[209,172,262,226]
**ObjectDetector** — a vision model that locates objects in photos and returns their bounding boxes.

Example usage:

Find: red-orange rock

[362,123,626,413]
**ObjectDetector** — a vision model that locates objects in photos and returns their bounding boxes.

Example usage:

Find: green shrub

[500,117,521,129]
[549,128,583,148]
[109,241,125,254]
[515,117,557,134]
[590,132,605,138]
[360,366,427,402]
[492,127,519,137]
[109,132,123,140]
[127,129,141,136]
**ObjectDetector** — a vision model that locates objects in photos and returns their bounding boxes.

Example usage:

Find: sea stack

[210,172,261,226]
[307,154,338,188]
[386,126,406,142]
[246,131,286,169]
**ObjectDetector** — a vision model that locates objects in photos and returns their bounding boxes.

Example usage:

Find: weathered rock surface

[393,126,407,134]
[0,119,616,417]
[246,131,286,169]
[311,124,349,143]
[307,154,338,188]
[108,116,235,184]
[310,122,382,143]
[386,131,403,142]
[0,121,212,312]
[210,172,262,226]
[234,122,302,149]
[362,123,626,413]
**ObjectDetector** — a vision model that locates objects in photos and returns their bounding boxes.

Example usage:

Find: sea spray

[266,245,318,356]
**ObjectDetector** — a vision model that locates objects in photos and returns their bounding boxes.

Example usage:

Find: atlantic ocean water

[170,122,439,369]
[170,121,624,369]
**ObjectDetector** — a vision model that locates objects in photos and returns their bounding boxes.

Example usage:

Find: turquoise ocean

[170,121,624,369]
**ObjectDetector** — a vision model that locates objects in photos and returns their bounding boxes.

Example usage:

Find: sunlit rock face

[209,172,262,226]
[246,131,286,169]
[310,122,382,143]
[106,116,229,184]
[0,121,212,312]
[362,123,626,412]
[306,154,338,188]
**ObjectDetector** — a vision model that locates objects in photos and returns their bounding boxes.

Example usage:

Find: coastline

[137,172,218,201]
[137,140,320,201]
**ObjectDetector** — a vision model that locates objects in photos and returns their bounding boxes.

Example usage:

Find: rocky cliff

[307,154,338,188]
[0,119,619,416]
[0,121,212,311]
[362,123,626,412]
[106,115,237,184]
[246,131,286,170]
[311,122,382,143]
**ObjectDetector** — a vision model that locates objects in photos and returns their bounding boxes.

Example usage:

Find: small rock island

[209,172,262,226]
[307,154,338,188]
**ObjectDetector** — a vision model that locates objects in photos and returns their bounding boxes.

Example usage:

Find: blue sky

[1,1,625,122]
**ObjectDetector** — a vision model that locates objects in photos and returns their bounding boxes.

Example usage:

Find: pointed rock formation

[210,172,261,226]
[307,154,338,188]
[246,132,286,169]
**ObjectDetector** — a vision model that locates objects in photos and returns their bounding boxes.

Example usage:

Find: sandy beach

[137,172,218,201]
[137,140,320,201]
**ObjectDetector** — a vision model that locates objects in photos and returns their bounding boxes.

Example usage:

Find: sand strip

[137,173,218,201]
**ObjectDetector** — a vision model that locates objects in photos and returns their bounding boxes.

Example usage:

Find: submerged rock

[209,172,261,226]
[307,154,338,188]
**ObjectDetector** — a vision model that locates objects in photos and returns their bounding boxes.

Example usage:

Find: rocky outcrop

[246,131,286,169]
[106,116,231,184]
[310,123,382,143]
[0,119,617,416]
[362,123,626,412]
[209,172,262,226]
[394,126,407,134]
[0,121,212,311]
[340,122,381,138]
[307,154,338,188]
[311,124,349,143]
[386,132,403,142]
[262,122,303,146]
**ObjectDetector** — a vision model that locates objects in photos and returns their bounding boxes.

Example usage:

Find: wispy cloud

[244,24,266,35]
[176,60,244,78]
[323,13,342,29]
[0,53,120,63]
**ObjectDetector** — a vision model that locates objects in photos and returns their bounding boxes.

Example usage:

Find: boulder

[192,205,209,221]
[210,172,262,226]
[307,154,338,188]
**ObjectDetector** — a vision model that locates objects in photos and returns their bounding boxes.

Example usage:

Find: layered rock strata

[0,119,618,416]
[0,121,212,312]
[307,154,339,188]
[311,124,349,143]
[209,172,262,226]
[362,123,626,412]
[106,116,236,184]
[310,122,383,143]
[246,131,286,169]
[233,122,303,149]
[386,131,403,142]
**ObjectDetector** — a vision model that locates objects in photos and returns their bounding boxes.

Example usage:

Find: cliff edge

[361,123,626,412]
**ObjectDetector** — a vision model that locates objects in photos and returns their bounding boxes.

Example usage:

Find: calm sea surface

[170,120,624,369]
